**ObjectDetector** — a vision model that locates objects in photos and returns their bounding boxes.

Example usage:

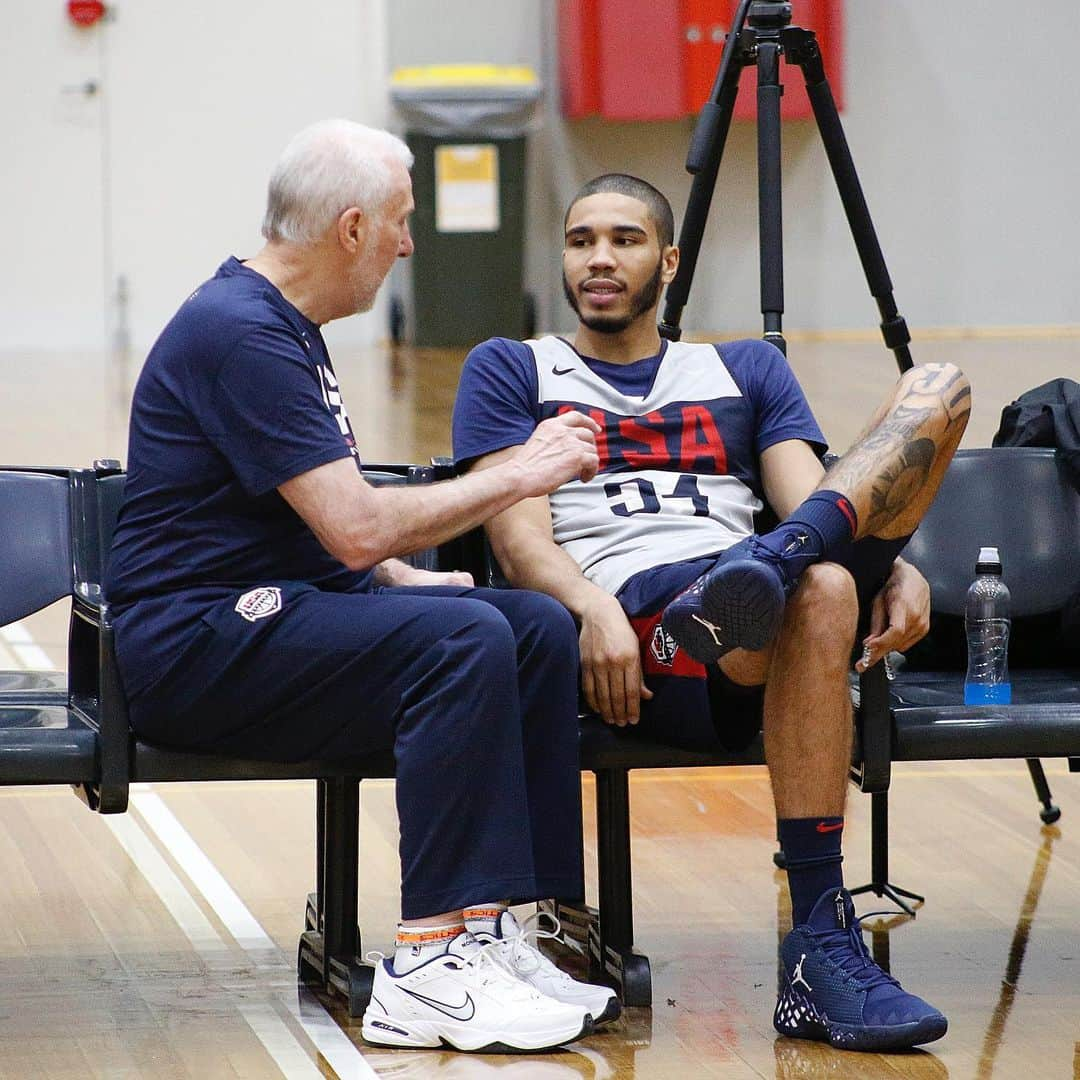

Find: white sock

[392,921,466,975]
[463,903,510,939]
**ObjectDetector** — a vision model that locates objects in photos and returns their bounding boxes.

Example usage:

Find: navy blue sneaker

[774,888,947,1052]
[660,536,791,664]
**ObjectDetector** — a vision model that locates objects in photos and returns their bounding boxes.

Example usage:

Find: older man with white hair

[105,119,615,1053]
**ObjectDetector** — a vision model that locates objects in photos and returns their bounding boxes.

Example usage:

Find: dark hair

[564,173,675,249]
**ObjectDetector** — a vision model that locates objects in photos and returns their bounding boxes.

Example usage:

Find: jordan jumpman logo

[792,953,813,992]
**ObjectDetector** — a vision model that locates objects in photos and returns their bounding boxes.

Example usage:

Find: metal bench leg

[298,780,326,988]
[1026,759,1061,824]
[536,896,597,965]
[772,824,786,869]
[849,791,924,917]
[593,767,651,1006]
[296,777,373,1016]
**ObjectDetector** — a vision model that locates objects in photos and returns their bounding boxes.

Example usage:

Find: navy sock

[778,816,845,925]
[755,490,858,584]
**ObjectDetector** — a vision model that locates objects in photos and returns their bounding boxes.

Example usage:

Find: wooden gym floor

[1,331,1078,1079]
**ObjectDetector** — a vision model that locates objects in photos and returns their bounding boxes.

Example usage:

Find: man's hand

[511,412,601,497]
[579,593,654,727]
[856,558,931,672]
[376,559,474,588]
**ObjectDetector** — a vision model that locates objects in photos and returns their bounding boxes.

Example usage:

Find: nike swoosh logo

[815,822,844,833]
[551,364,574,376]
[401,986,476,1021]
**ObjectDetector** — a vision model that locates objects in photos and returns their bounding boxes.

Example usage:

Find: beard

[562,258,664,335]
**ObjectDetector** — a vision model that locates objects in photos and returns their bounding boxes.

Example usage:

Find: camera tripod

[659,2,1062,918]
[658,0,913,373]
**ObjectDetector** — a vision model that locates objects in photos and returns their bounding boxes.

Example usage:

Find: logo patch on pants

[235,587,282,622]
[650,625,679,667]
[630,611,706,678]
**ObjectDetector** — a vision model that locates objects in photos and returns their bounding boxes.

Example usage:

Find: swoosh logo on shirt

[551,364,574,376]
[401,986,476,1021]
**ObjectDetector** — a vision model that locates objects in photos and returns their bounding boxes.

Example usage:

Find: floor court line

[104,812,230,955]
[9,620,379,1080]
[287,991,387,1080]
[238,1002,333,1080]
[0,621,58,670]
[131,790,379,1077]
[131,789,277,954]
[0,635,22,671]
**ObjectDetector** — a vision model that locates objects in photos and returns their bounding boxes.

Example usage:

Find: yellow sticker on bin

[436,145,499,233]
[391,64,538,88]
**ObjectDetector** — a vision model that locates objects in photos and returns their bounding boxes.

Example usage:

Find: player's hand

[380,560,474,588]
[579,593,653,727]
[408,568,475,587]
[513,412,601,496]
[856,558,930,672]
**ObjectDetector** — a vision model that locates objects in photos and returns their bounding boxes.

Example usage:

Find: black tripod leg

[661,54,748,339]
[786,31,913,374]
[756,39,786,355]
[1026,759,1061,824]
[849,791,924,917]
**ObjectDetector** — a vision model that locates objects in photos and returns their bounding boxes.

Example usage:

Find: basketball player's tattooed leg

[821,362,971,539]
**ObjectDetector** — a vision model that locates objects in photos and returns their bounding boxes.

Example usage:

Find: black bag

[907,384,1080,669]
[990,378,1080,655]
[993,377,1080,491]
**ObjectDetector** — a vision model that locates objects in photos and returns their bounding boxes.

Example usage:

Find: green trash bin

[391,65,541,347]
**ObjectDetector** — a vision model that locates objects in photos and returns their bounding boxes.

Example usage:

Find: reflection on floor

[1,764,1077,1078]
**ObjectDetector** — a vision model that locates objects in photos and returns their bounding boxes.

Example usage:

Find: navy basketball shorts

[614,535,912,752]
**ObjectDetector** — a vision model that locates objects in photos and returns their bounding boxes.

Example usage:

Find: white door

[105,0,391,354]
[1,0,390,359]
[1,4,107,350]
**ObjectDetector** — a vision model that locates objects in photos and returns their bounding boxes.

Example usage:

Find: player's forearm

[490,523,610,620]
[340,461,532,570]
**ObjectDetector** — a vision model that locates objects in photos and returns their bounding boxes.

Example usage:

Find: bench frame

[3,448,1079,1015]
[1,462,430,1017]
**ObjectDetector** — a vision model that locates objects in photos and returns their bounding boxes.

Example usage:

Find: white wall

[1,5,107,350]
[1,0,389,354]
[5,1,1080,356]
[390,0,1080,337]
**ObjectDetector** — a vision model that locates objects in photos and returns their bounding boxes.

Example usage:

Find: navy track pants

[116,583,584,918]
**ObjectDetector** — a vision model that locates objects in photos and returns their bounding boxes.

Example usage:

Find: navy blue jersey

[105,258,371,693]
[453,335,826,594]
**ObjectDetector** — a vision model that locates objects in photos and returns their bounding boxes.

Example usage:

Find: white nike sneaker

[362,931,593,1053]
[473,911,621,1026]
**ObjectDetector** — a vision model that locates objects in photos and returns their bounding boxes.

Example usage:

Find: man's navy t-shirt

[105,257,370,695]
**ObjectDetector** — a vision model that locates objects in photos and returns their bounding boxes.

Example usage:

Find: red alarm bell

[67,1,107,27]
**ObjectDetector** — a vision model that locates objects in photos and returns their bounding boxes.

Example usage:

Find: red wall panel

[559,0,844,121]
[683,0,845,120]
[558,0,601,119]
[596,0,684,120]
[682,0,731,116]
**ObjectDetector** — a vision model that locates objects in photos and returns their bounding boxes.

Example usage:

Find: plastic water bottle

[964,547,1012,705]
